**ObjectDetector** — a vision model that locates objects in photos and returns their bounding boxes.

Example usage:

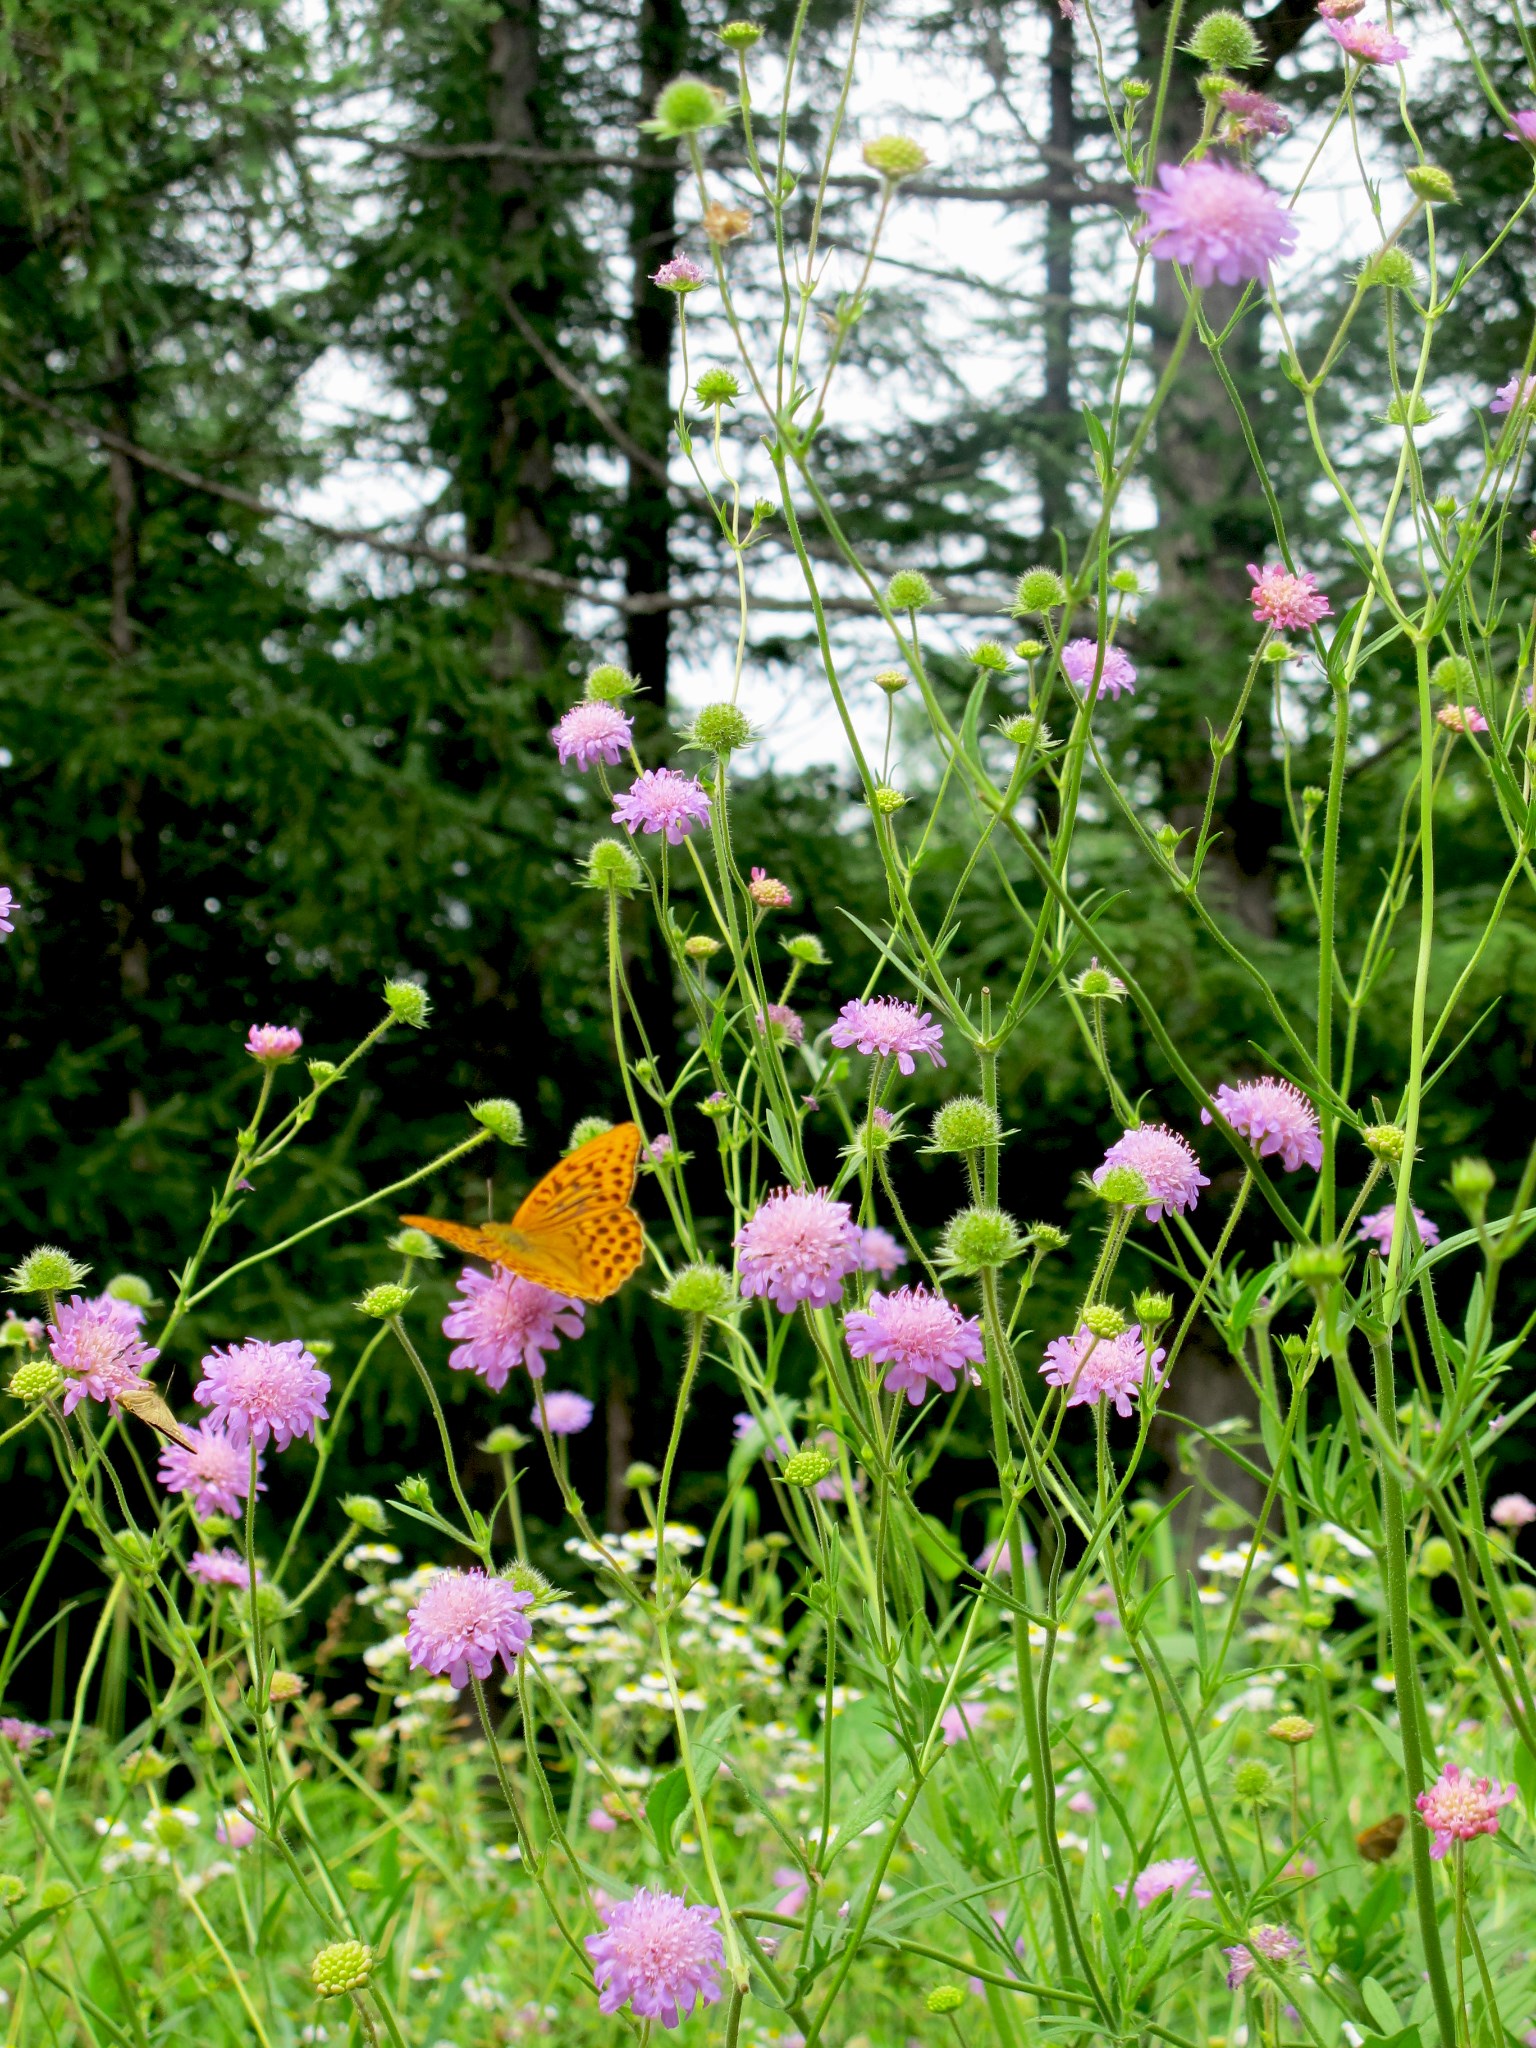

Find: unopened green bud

[1419,1537,1455,1577]
[1095,1164,1150,1209]
[0,1874,24,1906]
[874,667,909,695]
[1433,493,1458,519]
[1262,640,1295,663]
[382,979,431,1029]
[1301,785,1325,813]
[1184,10,1262,70]
[887,570,933,611]
[1072,959,1126,1001]
[504,1560,552,1598]
[398,1474,434,1509]
[695,367,740,407]
[481,1424,529,1454]
[470,1098,524,1145]
[342,1494,389,1533]
[6,1246,90,1296]
[1232,1758,1276,1803]
[997,712,1052,749]
[688,701,755,754]
[661,1262,738,1318]
[926,1986,966,2014]
[1198,69,1238,99]
[1406,164,1457,204]
[647,76,732,140]
[929,1096,1002,1154]
[625,1460,660,1489]
[37,1880,73,1913]
[782,932,828,965]
[584,838,644,895]
[9,1359,61,1401]
[1028,1222,1069,1252]
[586,663,640,702]
[1363,1123,1407,1163]
[312,1939,374,1997]
[1014,638,1046,660]
[569,1115,615,1150]
[1133,1289,1174,1328]
[106,1274,155,1309]
[1289,1242,1345,1285]
[1109,567,1141,594]
[357,1284,413,1320]
[1122,77,1152,101]
[1013,567,1067,615]
[871,785,908,814]
[0,1316,34,1348]
[268,1670,305,1704]
[114,1528,160,1573]
[941,1205,1027,1275]
[1450,1156,1495,1213]
[1082,1302,1127,1340]
[781,1448,835,1488]
[1267,1714,1315,1745]
[1430,655,1475,694]
[307,1058,340,1082]
[969,639,1011,672]
[121,1748,168,1785]
[1365,247,1417,290]
[389,1228,440,1262]
[862,135,930,181]
[684,934,722,962]
[717,19,763,48]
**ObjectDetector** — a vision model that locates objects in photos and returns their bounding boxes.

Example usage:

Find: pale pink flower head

[49,1295,159,1417]
[1491,1492,1536,1529]
[586,1887,724,2026]
[537,1389,594,1436]
[755,1002,805,1047]
[1135,161,1297,288]
[216,1808,258,1849]
[157,1423,262,1519]
[188,1547,255,1589]
[829,995,946,1074]
[245,1023,303,1063]
[0,888,13,937]
[1041,1324,1165,1419]
[1202,1076,1322,1171]
[940,1700,990,1745]
[772,1866,809,1916]
[858,1225,908,1278]
[589,1806,619,1833]
[749,867,792,909]
[1415,1762,1516,1860]
[1248,562,1332,632]
[1324,16,1409,61]
[1505,111,1536,144]
[552,701,633,771]
[1317,0,1365,15]
[1061,637,1137,700]
[443,1266,584,1388]
[1493,373,1536,417]
[1225,1924,1302,1989]
[1357,1204,1440,1255]
[844,1285,986,1406]
[1437,704,1489,735]
[613,767,712,845]
[1094,1124,1209,1223]
[1132,1858,1211,1908]
[651,255,708,294]
[736,1188,864,1313]
[405,1568,535,1690]
[1220,88,1290,138]
[0,1717,49,1754]
[194,1338,329,1451]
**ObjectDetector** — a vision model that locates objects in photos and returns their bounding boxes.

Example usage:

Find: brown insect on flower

[1355,1813,1407,1861]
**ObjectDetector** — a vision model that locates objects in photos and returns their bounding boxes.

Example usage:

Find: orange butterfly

[401,1121,644,1303]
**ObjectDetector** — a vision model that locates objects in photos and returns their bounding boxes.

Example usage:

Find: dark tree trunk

[1038,0,1078,539]
[104,331,150,1002]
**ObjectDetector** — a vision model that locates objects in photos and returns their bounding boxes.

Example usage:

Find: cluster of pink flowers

[1491,1492,1536,1529]
[1041,1324,1165,1417]
[844,1285,985,1405]
[0,1716,49,1753]
[651,255,707,294]
[736,1188,866,1312]
[1225,1923,1302,1989]
[216,1808,258,1850]
[1202,1076,1322,1172]
[1094,1124,1209,1222]
[755,1002,805,1047]
[612,768,712,844]
[859,1225,907,1277]
[1415,1762,1516,1859]
[1437,703,1488,735]
[1323,16,1409,61]
[188,1547,255,1589]
[749,866,792,909]
[940,1699,991,1745]
[49,1294,159,1416]
[0,886,13,938]
[1356,1204,1440,1254]
[1493,372,1536,417]
[1135,160,1297,288]
[1126,1857,1210,1909]
[1061,638,1137,700]
[158,1422,262,1519]
[552,701,633,771]
[444,1266,585,1387]
[405,1567,535,1689]
[1220,88,1289,139]
[536,1389,594,1436]
[1248,562,1332,632]
[245,1023,304,1063]
[195,1338,330,1451]
[586,1888,723,2026]
[829,996,946,1074]
[1505,111,1536,144]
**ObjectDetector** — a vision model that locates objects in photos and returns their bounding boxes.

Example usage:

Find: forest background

[2,0,1533,1708]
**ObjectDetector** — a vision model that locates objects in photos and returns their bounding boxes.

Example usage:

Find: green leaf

[1361,1977,1403,2033]
[1357,1706,1404,1774]
[0,1902,66,1961]
[1513,1737,1536,1820]
[910,1512,965,1582]
[645,1764,691,1855]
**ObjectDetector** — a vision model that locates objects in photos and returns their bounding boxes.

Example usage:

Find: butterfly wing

[116,1382,197,1451]
[511,1122,644,1303]
[1355,1814,1406,1862]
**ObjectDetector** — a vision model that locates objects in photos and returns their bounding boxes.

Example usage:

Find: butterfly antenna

[485,1174,495,1221]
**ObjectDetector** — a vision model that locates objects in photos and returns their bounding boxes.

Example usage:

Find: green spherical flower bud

[1364,247,1417,290]
[660,1261,738,1318]
[312,1939,374,1998]
[862,135,930,181]
[624,1459,660,1488]
[1406,164,1457,205]
[114,1528,161,1573]
[1433,493,1458,519]
[1450,1155,1495,1206]
[695,367,740,408]
[307,1058,340,1083]
[871,784,908,815]
[874,667,909,695]
[1419,1537,1455,1577]
[0,1316,33,1348]
[782,933,829,965]
[1262,640,1295,664]
[390,1227,441,1261]
[887,570,934,611]
[481,1424,530,1454]
[200,1513,235,1539]
[10,1358,62,1402]
[251,1580,290,1628]
[6,1245,91,1296]
[1109,567,1141,595]
[504,1560,552,1598]
[382,979,431,1030]
[357,1283,413,1320]
[147,1805,199,1850]
[398,1474,434,1509]
[121,1747,168,1785]
[471,1098,525,1145]
[926,1985,966,2015]
[1232,1758,1276,1803]
[1132,1289,1174,1328]
[105,1273,155,1309]
[688,701,755,754]
[781,1447,835,1488]
[717,19,763,49]
[997,713,1053,749]
[583,838,644,896]
[684,934,722,962]
[1183,10,1263,72]
[37,1880,73,1913]
[342,1494,389,1533]
[1363,1123,1407,1163]
[1027,1221,1069,1252]
[1122,77,1152,100]
[1094,1164,1150,1209]
[586,662,640,702]
[0,1873,24,1907]
[1014,638,1046,659]
[1082,1301,1127,1341]
[941,1205,1027,1275]
[648,76,732,140]
[1071,959,1126,1001]
[929,1096,1003,1154]
[568,1115,615,1151]
[1267,1713,1315,1745]
[1430,655,1474,694]
[969,640,1011,672]
[1013,566,1067,615]
[1289,1242,1345,1284]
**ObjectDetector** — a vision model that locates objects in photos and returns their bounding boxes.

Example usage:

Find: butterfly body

[402,1121,643,1302]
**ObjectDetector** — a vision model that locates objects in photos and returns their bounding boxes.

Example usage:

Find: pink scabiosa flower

[1493,373,1536,416]
[1437,704,1489,735]
[443,1266,584,1388]
[215,1808,258,1849]
[651,255,708,294]
[1221,88,1290,137]
[405,1568,534,1690]
[1505,111,1536,144]
[1357,1204,1440,1254]
[187,1547,255,1589]
[755,1003,805,1047]
[551,701,633,771]
[157,1423,262,1519]
[0,887,13,937]
[612,767,712,845]
[772,1866,809,1916]
[1094,1125,1209,1223]
[1041,1324,1165,1419]
[1225,1924,1302,1989]
[1317,0,1365,14]
[844,1285,986,1406]
[589,1806,619,1834]
[1132,1858,1211,1908]
[858,1225,908,1278]
[749,867,792,909]
[735,1188,864,1313]
[195,1339,329,1451]
[536,1389,594,1436]
[49,1295,159,1417]
[1323,16,1409,61]
[1491,1492,1536,1528]
[0,1717,49,1753]
[1415,1763,1516,1860]
[1202,1077,1322,1171]
[940,1700,990,1745]
[829,995,946,1074]
[1248,562,1332,632]
[245,1023,303,1063]
[586,1888,724,2027]
[1061,638,1137,700]
[1135,160,1297,288]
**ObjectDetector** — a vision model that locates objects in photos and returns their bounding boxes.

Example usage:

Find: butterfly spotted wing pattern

[402,1121,644,1303]
[1355,1814,1406,1862]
